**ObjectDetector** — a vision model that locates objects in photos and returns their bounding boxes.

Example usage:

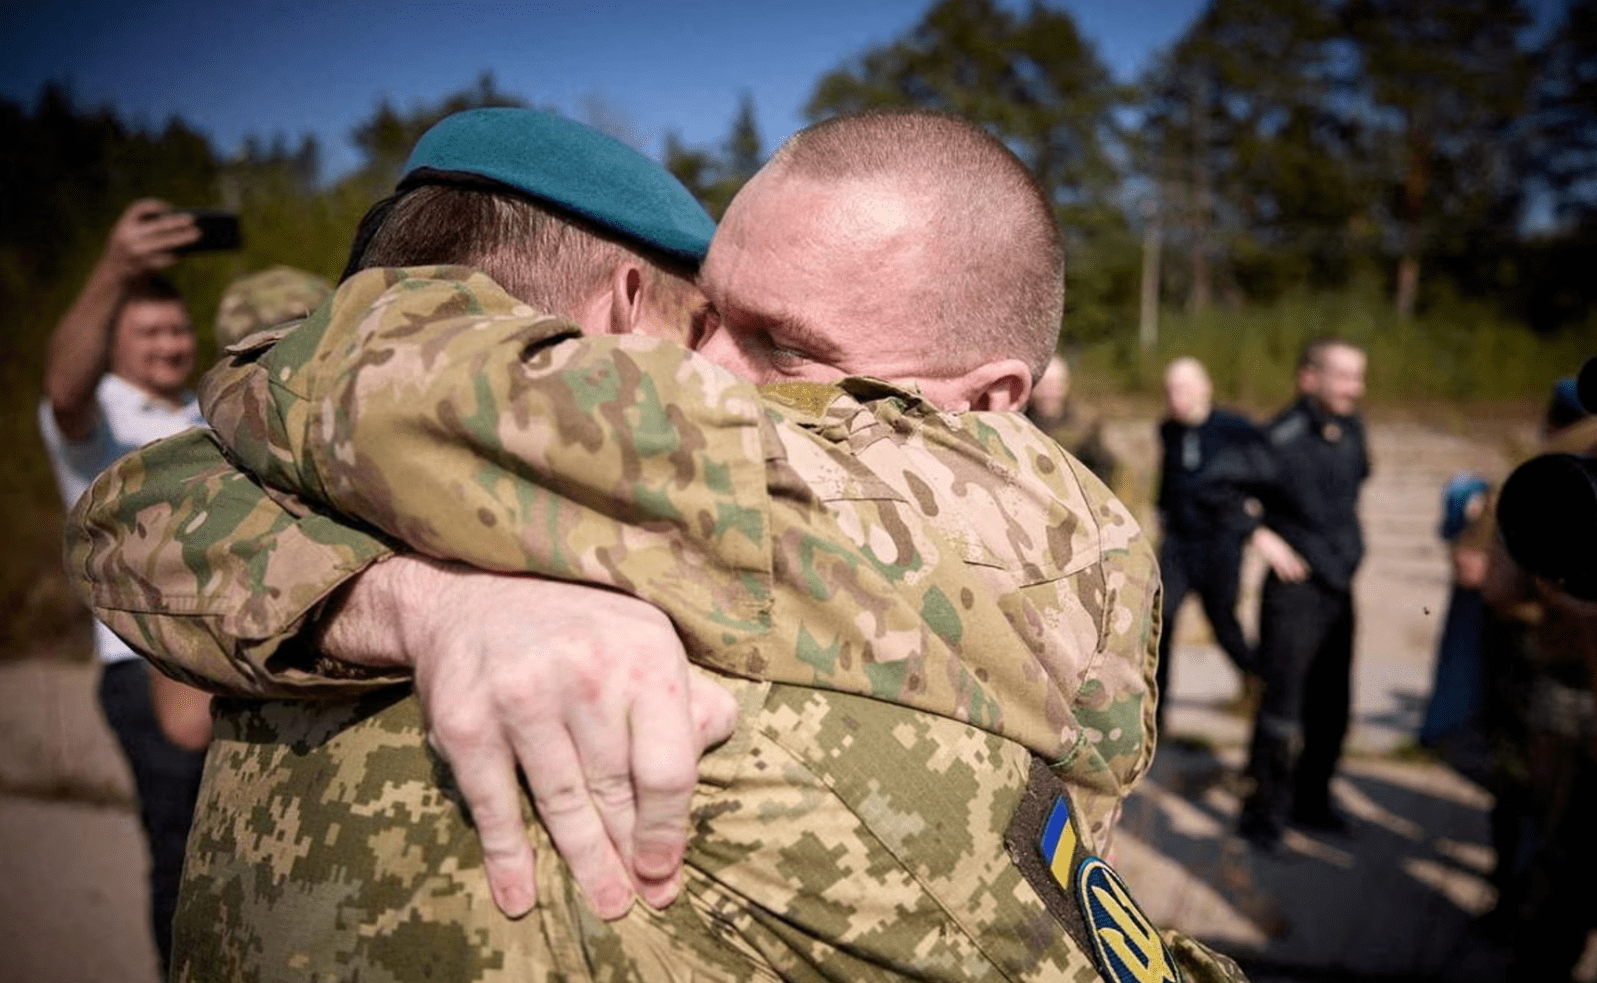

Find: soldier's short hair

[352,182,699,327]
[768,109,1065,379]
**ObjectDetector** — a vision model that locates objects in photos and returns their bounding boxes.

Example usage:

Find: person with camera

[1481,369,1597,981]
[38,198,212,973]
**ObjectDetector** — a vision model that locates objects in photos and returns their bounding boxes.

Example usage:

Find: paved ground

[0,659,160,983]
[0,417,1568,982]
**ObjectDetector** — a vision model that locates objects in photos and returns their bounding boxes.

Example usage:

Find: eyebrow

[725,297,843,362]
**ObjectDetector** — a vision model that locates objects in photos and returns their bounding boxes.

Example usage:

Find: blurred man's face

[1302,344,1366,417]
[1030,357,1069,419]
[110,298,195,402]
[1163,363,1210,426]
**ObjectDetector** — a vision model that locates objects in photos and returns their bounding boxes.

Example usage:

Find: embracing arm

[205,266,775,654]
[65,421,738,918]
[66,426,402,697]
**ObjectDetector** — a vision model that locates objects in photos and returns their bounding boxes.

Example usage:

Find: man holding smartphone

[38,198,214,974]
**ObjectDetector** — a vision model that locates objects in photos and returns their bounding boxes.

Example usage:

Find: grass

[1075,286,1593,413]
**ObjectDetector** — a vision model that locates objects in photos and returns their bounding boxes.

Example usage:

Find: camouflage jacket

[76,265,1161,834]
[63,267,1237,982]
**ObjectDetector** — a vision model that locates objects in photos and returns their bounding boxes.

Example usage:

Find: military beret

[402,107,716,265]
[214,265,333,348]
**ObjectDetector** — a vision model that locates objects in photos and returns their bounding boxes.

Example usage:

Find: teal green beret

[402,107,715,265]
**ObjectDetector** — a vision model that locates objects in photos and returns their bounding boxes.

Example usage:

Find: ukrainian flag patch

[1039,795,1079,890]
[1077,856,1181,983]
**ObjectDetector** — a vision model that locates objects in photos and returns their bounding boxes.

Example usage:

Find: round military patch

[1076,856,1181,983]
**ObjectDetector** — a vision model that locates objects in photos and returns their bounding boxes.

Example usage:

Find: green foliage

[0,85,237,658]
[1136,0,1363,309]
[1532,0,1597,225]
[1345,0,1534,315]
[1079,282,1591,409]
[0,75,532,659]
[663,91,765,219]
[2,14,1593,660]
[349,71,525,196]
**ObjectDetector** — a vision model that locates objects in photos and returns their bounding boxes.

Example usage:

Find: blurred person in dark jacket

[1154,357,1265,730]
[1237,338,1369,850]
[1480,374,1597,981]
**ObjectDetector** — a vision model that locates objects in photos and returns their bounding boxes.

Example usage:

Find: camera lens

[1497,453,1597,602]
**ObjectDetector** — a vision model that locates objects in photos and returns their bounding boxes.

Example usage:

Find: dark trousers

[1156,533,1254,724]
[1239,575,1354,837]
[98,659,207,975]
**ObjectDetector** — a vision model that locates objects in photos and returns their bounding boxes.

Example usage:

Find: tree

[662,92,765,219]
[804,0,1133,341]
[1345,0,1534,317]
[1137,0,1362,309]
[723,91,763,186]
[1533,0,1597,227]
[349,72,525,195]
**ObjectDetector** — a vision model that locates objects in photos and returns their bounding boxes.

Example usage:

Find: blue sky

[0,0,1210,177]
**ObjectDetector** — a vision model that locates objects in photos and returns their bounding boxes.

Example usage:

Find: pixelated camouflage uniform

[213,265,334,349]
[68,267,1243,982]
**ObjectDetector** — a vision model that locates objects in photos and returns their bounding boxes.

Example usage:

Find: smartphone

[173,209,242,253]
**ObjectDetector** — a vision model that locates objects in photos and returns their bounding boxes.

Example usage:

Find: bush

[1078,282,1592,411]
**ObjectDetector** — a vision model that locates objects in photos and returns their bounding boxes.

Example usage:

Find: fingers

[690,674,739,751]
[515,710,637,919]
[110,199,199,272]
[424,697,539,918]
[623,670,700,904]
[1281,549,1309,582]
[622,673,739,906]
[399,573,721,922]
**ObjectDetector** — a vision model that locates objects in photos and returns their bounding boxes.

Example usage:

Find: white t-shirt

[39,373,204,663]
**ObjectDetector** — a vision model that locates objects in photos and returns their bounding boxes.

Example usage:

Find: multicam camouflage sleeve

[202,265,1158,843]
[65,425,402,697]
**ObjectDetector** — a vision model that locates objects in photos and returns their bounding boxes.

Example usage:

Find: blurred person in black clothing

[1238,338,1370,850]
[1154,357,1264,730]
[1027,353,1116,486]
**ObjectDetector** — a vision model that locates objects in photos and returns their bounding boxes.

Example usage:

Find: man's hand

[1251,527,1310,583]
[317,556,739,920]
[43,199,201,439]
[103,199,199,277]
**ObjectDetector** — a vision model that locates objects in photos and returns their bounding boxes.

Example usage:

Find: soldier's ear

[604,261,649,336]
[932,359,1033,413]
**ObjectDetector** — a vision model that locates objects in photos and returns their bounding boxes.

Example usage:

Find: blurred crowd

[1131,341,1597,980]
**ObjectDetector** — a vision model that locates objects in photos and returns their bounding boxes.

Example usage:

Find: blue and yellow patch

[1005,760,1183,981]
[1039,795,1079,888]
[1076,857,1181,983]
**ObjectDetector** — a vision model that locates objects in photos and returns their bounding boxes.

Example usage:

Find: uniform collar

[1297,394,1354,437]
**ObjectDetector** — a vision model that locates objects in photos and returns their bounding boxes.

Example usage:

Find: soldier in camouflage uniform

[213,265,333,349]
[69,110,1244,982]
